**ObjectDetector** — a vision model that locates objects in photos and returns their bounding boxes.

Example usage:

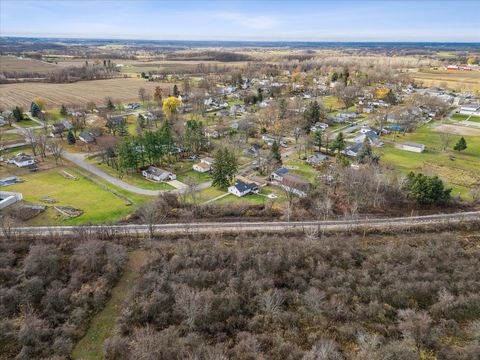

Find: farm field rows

[0,78,171,108]
[412,69,480,91]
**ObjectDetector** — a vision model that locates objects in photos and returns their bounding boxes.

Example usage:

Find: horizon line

[1,35,480,45]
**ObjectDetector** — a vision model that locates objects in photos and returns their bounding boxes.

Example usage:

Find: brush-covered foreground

[1,231,480,359]
[108,232,480,360]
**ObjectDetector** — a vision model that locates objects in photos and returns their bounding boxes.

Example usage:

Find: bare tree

[21,128,38,156]
[138,87,147,104]
[48,141,63,165]
[37,134,48,160]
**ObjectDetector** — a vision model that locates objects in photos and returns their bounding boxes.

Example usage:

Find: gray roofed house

[142,166,176,182]
[306,152,328,165]
[345,143,364,157]
[79,131,95,143]
[271,167,290,181]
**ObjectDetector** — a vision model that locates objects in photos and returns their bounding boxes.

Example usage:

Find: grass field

[321,96,343,110]
[380,124,480,199]
[0,78,172,109]
[451,113,480,123]
[3,166,148,225]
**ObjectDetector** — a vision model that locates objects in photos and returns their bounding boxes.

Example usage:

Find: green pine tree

[60,104,68,116]
[331,132,346,154]
[313,131,323,152]
[173,84,180,97]
[67,129,76,145]
[13,107,24,122]
[453,137,467,152]
[271,140,282,164]
[30,102,41,117]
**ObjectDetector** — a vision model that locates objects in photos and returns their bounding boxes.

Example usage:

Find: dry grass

[412,70,480,92]
[0,78,171,108]
[0,55,60,73]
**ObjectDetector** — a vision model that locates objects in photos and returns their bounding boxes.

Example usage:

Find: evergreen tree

[60,104,68,116]
[331,132,346,154]
[331,72,339,82]
[257,88,263,102]
[313,131,323,152]
[453,137,467,152]
[107,99,115,111]
[13,106,24,122]
[137,114,146,130]
[212,148,237,189]
[30,102,41,117]
[173,84,180,97]
[271,141,282,164]
[118,120,129,137]
[404,172,451,205]
[67,129,76,145]
[357,139,380,164]
[279,98,287,120]
[303,101,322,131]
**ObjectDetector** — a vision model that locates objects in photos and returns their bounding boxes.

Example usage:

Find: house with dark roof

[345,143,364,157]
[79,131,95,143]
[8,153,35,168]
[270,167,290,182]
[228,180,259,197]
[306,152,328,165]
[142,166,176,182]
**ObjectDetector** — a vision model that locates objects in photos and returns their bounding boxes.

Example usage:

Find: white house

[0,191,23,210]
[270,167,290,182]
[228,180,259,197]
[142,166,176,182]
[279,175,310,198]
[459,104,480,116]
[193,157,214,173]
[8,154,35,168]
[397,142,425,153]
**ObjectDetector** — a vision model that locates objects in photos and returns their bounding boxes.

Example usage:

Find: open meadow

[0,55,60,73]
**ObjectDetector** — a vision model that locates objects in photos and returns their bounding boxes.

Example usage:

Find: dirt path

[72,249,148,360]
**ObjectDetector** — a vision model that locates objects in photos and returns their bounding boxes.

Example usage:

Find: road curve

[5,211,479,238]
[62,151,211,196]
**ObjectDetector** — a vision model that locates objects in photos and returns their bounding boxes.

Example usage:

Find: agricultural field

[0,78,171,109]
[412,69,480,92]
[0,55,60,73]
[380,123,480,199]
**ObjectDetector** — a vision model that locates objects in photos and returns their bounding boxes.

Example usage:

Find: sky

[1,0,479,42]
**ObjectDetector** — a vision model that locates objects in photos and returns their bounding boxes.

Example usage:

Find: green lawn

[321,96,343,110]
[15,119,39,128]
[197,186,226,202]
[88,159,175,191]
[283,158,319,182]
[451,113,480,123]
[0,132,23,141]
[4,166,150,225]
[380,124,480,199]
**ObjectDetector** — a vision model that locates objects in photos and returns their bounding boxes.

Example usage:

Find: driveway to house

[167,179,188,190]
[62,151,211,196]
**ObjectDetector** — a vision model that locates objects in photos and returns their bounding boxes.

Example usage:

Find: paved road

[5,211,479,238]
[62,151,211,196]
